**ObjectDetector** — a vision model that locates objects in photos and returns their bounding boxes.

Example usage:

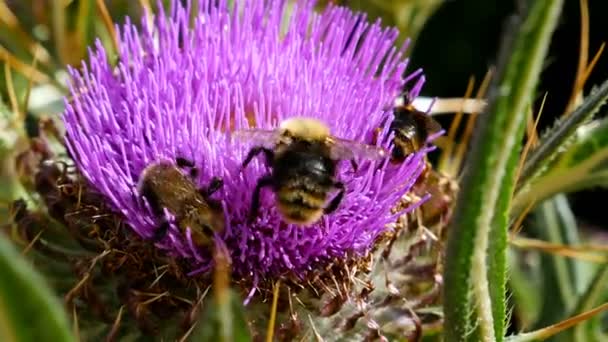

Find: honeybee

[387,91,442,162]
[137,158,225,246]
[236,117,387,225]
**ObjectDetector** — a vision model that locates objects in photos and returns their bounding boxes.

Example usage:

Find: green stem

[443,1,564,341]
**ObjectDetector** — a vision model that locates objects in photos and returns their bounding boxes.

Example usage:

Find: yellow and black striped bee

[236,117,387,225]
[388,91,442,162]
[138,158,225,246]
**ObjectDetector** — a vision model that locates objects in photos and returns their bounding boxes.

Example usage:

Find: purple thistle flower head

[62,0,428,286]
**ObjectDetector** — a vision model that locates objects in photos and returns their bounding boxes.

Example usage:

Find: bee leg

[142,129,151,147]
[249,175,274,223]
[176,157,195,168]
[151,221,170,242]
[242,147,274,169]
[350,159,358,172]
[324,182,346,214]
[176,157,199,178]
[201,177,224,197]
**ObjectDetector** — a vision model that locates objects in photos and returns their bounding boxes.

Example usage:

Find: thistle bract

[63,0,427,285]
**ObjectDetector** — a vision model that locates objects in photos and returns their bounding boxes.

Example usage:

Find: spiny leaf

[553,116,608,171]
[513,116,608,216]
[0,235,75,342]
[443,0,564,341]
[516,78,608,192]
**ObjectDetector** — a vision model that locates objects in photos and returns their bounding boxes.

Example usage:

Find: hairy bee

[137,158,225,246]
[388,91,442,162]
[236,117,387,225]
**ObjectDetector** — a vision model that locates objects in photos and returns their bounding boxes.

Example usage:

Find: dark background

[411,0,608,228]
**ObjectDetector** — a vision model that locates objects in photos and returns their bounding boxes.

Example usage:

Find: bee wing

[328,136,388,161]
[232,129,282,148]
[416,113,443,133]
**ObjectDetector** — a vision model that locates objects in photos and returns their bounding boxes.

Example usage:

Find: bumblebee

[236,117,387,225]
[137,158,225,246]
[387,91,442,162]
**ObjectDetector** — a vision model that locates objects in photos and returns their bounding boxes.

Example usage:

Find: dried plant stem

[266,280,281,342]
[510,236,608,263]
[516,93,548,181]
[470,127,520,342]
[451,68,494,176]
[95,0,119,53]
[507,302,608,342]
[444,1,564,340]
[438,77,475,172]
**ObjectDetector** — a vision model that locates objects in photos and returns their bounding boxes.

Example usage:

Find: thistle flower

[62,0,427,291]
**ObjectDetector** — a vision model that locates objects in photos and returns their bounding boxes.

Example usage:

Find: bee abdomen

[277,189,326,209]
[279,207,324,225]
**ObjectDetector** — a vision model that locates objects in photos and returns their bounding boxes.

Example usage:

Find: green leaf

[443,1,564,341]
[513,116,608,215]
[0,235,75,342]
[530,195,583,341]
[508,250,542,330]
[571,265,608,342]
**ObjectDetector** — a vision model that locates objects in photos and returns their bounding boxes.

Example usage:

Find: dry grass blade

[582,43,605,82]
[106,305,124,342]
[21,229,45,256]
[451,68,494,176]
[510,198,536,236]
[509,236,608,263]
[212,246,233,341]
[96,0,119,53]
[0,0,52,65]
[524,109,539,148]
[51,0,67,65]
[0,45,58,86]
[508,302,608,342]
[580,243,608,252]
[515,92,548,184]
[438,76,476,172]
[72,305,80,342]
[563,0,589,116]
[307,314,324,342]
